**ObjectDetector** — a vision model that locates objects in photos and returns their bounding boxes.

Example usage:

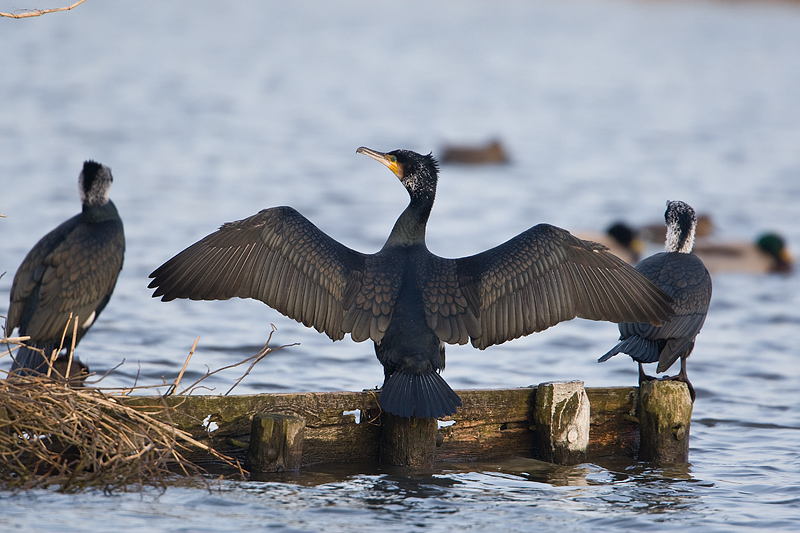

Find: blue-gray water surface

[2,0,800,530]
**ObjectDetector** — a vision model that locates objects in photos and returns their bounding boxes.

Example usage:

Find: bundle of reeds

[0,372,243,492]
[0,331,275,493]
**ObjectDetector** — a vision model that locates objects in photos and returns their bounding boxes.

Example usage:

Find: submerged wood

[120,386,653,467]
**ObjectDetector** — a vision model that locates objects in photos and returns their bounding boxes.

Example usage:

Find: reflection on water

[2,0,800,530]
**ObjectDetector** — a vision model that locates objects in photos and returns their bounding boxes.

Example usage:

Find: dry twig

[1,0,87,19]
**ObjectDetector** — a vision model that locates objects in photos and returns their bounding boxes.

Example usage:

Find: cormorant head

[757,232,794,272]
[664,200,697,254]
[357,147,439,200]
[79,160,113,207]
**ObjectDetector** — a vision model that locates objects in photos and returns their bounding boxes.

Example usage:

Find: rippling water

[2,0,800,530]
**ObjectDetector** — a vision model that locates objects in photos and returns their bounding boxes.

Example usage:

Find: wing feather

[453,224,674,350]
[149,207,367,342]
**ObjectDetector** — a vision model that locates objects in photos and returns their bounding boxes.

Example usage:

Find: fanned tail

[599,335,660,364]
[379,370,462,419]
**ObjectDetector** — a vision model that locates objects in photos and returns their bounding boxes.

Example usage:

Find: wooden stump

[638,380,693,463]
[380,414,437,468]
[246,413,306,473]
[532,381,590,465]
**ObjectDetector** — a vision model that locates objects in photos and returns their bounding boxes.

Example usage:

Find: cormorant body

[149,148,673,418]
[599,200,712,400]
[5,161,125,377]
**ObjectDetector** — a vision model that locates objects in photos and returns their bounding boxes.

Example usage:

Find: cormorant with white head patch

[599,200,712,400]
[5,161,125,379]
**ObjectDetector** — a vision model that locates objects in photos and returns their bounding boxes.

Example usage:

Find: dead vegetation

[0,329,288,493]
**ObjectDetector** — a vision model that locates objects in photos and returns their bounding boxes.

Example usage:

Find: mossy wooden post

[246,413,306,473]
[380,414,437,468]
[532,381,590,464]
[638,380,693,463]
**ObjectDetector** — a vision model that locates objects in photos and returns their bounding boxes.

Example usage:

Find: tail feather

[10,345,52,374]
[10,344,88,381]
[379,370,461,419]
[599,336,660,364]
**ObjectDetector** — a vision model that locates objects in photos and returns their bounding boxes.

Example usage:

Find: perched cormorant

[599,200,712,400]
[5,160,125,378]
[694,232,793,274]
[149,147,673,419]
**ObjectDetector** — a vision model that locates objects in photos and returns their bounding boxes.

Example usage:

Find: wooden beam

[118,384,687,468]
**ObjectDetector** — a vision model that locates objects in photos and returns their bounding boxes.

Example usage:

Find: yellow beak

[357,146,402,178]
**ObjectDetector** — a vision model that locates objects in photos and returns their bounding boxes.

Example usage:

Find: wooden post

[380,414,437,468]
[532,381,590,465]
[638,380,693,463]
[246,413,305,473]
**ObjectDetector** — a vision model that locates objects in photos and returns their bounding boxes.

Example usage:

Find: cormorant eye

[389,155,397,163]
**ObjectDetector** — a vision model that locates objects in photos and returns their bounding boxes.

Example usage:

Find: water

[2,0,800,530]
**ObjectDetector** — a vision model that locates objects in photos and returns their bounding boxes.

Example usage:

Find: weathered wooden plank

[122,391,382,466]
[586,387,640,458]
[436,388,534,462]
[118,386,645,467]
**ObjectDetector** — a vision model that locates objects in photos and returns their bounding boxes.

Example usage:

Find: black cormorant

[599,200,712,400]
[5,160,125,378]
[149,148,673,418]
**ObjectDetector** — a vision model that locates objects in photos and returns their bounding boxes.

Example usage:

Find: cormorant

[5,160,125,378]
[599,200,712,400]
[149,147,673,419]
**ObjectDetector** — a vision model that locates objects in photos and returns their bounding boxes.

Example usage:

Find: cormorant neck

[384,193,433,248]
[666,222,695,253]
[82,200,120,224]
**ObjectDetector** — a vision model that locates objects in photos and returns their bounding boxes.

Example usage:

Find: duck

[574,222,646,265]
[693,232,793,274]
[440,139,509,165]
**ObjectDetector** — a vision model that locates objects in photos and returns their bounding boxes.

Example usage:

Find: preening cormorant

[5,160,125,378]
[149,147,673,418]
[599,200,712,400]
